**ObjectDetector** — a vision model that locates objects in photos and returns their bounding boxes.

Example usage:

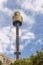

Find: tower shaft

[15,23,21,59]
[16,23,19,53]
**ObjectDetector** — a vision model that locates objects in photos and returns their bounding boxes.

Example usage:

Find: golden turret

[12,11,23,26]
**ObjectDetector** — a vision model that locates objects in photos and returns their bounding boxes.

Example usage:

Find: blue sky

[0,0,43,59]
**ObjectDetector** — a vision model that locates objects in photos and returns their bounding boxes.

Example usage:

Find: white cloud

[0,0,13,16]
[9,50,14,54]
[35,39,43,45]
[0,0,7,10]
[0,0,7,6]
[0,44,3,53]
[0,26,16,44]
[20,29,35,51]
[0,15,5,23]
[0,26,35,54]
[20,10,34,25]
[21,32,35,40]
[0,27,11,53]
[9,45,15,54]
[0,32,10,44]
[17,0,43,13]
[20,45,24,51]
[0,26,21,54]
[0,6,13,16]
[0,26,14,53]
[0,27,11,44]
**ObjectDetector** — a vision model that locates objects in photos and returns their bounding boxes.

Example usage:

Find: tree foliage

[0,61,2,65]
[10,51,43,65]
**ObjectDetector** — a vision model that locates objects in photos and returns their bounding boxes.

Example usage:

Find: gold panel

[12,11,23,22]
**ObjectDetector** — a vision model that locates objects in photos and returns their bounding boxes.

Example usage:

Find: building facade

[0,53,14,65]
